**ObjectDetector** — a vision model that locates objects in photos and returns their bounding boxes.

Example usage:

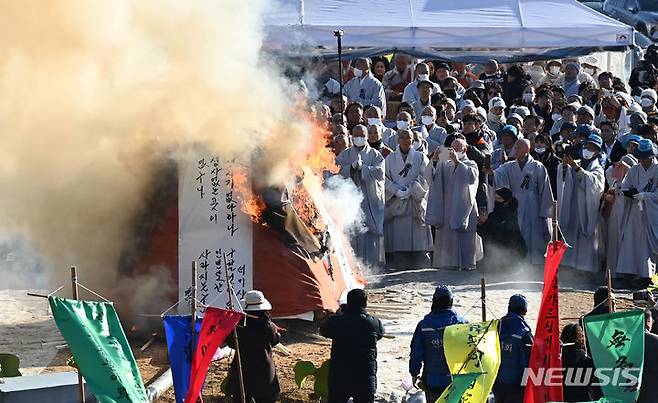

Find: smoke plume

[0,0,318,308]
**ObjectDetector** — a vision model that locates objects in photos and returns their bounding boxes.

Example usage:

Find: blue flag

[163,315,202,403]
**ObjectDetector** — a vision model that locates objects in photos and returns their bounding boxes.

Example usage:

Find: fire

[232,166,265,222]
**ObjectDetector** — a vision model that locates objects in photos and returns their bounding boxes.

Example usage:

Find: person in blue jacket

[409,285,468,402]
[493,294,534,403]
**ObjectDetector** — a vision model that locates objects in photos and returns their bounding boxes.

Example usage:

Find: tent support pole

[334,30,344,112]
[71,266,86,403]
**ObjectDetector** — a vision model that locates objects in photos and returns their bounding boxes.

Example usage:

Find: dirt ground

[22,265,638,402]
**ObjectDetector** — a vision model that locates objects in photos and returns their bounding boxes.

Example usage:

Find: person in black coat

[227,290,281,403]
[560,323,594,401]
[638,309,658,403]
[320,289,385,403]
[531,134,561,199]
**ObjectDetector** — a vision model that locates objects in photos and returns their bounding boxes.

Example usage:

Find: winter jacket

[495,312,533,386]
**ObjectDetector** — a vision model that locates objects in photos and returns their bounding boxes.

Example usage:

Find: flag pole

[480,277,486,321]
[607,268,614,312]
[71,266,86,403]
[191,261,198,355]
[552,200,559,248]
[223,252,246,403]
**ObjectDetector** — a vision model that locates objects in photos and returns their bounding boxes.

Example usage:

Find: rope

[76,282,111,302]
[47,284,66,297]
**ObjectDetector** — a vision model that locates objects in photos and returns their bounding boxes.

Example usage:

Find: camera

[554,139,573,159]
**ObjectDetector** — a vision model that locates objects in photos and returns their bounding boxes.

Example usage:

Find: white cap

[513,106,531,118]
[460,99,476,111]
[445,98,456,111]
[580,55,599,68]
[488,96,506,110]
[240,290,272,311]
[476,106,487,121]
[641,88,657,103]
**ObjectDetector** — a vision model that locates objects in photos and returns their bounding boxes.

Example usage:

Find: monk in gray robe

[616,139,658,280]
[427,137,483,270]
[384,129,433,262]
[414,106,447,156]
[493,139,553,265]
[384,111,413,149]
[557,134,605,273]
[364,106,395,145]
[336,124,385,266]
[344,58,387,116]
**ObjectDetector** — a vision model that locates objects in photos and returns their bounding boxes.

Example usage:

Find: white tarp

[178,151,253,312]
[264,0,634,50]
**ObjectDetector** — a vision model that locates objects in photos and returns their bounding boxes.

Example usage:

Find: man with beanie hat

[493,294,533,403]
[409,285,468,403]
[640,88,658,117]
[559,62,582,97]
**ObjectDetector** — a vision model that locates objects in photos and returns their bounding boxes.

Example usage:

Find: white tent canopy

[264,0,634,50]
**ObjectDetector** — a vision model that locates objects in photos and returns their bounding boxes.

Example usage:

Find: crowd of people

[310,50,658,289]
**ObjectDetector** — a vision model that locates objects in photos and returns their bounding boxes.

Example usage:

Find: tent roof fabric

[264,0,634,50]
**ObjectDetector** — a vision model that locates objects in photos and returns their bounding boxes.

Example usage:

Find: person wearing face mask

[576,105,595,127]
[578,56,599,89]
[489,139,554,266]
[558,134,605,274]
[384,128,433,268]
[364,105,396,145]
[558,62,582,98]
[539,60,563,87]
[367,124,392,158]
[412,80,435,123]
[531,135,561,198]
[602,154,637,285]
[492,125,519,169]
[640,88,658,117]
[336,124,385,266]
[616,139,658,287]
[415,106,447,156]
[383,53,413,99]
[385,111,414,149]
[461,113,494,221]
[442,76,465,104]
[520,85,536,107]
[443,98,457,123]
[344,57,387,116]
[427,137,483,270]
[486,96,507,134]
[403,62,441,105]
[411,130,429,155]
[479,59,506,86]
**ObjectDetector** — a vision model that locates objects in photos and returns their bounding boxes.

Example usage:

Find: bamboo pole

[223,252,246,403]
[552,200,559,247]
[191,261,198,355]
[71,266,85,403]
[480,278,486,321]
[607,268,615,312]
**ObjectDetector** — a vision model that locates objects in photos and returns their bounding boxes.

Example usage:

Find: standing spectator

[616,139,658,288]
[480,59,506,86]
[503,65,531,106]
[364,106,396,145]
[492,125,519,169]
[559,62,582,97]
[522,115,543,143]
[383,53,413,99]
[493,295,533,403]
[533,88,554,129]
[371,56,389,83]
[597,93,630,138]
[320,289,384,403]
[427,137,483,270]
[336,124,385,267]
[492,139,554,265]
[331,125,350,156]
[330,94,348,115]
[558,134,605,274]
[640,88,658,117]
[531,134,561,198]
[415,106,447,155]
[411,79,434,122]
[384,110,413,149]
[367,124,393,158]
[540,60,562,87]
[409,286,468,402]
[629,45,658,89]
[453,62,478,89]
[344,58,387,116]
[638,309,658,403]
[384,129,433,267]
[345,102,365,132]
[486,96,507,134]
[560,323,594,402]
[227,290,280,403]
[403,62,441,104]
[434,62,452,82]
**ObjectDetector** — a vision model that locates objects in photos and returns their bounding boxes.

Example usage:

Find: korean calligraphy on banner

[178,150,253,313]
[524,241,567,403]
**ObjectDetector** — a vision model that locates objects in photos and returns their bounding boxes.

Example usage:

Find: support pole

[552,200,559,248]
[607,268,614,312]
[334,30,344,113]
[71,266,85,403]
[480,278,486,321]
[223,252,246,403]
[191,261,198,354]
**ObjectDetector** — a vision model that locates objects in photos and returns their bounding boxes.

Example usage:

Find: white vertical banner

[178,150,253,312]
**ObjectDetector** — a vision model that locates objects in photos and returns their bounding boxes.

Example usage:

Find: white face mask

[353,68,363,78]
[534,147,546,154]
[488,111,503,123]
[549,66,561,75]
[582,149,595,160]
[523,93,534,103]
[454,151,465,160]
[397,120,409,130]
[641,97,654,108]
[421,115,434,126]
[367,117,381,126]
[352,136,367,147]
[417,74,430,82]
[583,67,595,76]
[551,113,562,121]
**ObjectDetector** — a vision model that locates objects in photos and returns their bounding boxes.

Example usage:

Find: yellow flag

[438,320,501,403]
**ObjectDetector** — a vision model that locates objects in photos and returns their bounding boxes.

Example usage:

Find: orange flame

[232,166,265,222]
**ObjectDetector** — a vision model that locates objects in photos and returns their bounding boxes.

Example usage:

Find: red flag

[523,241,567,403]
[184,307,243,403]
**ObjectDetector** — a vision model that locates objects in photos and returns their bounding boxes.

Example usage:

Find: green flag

[49,297,147,403]
[583,310,645,403]
[436,373,481,403]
